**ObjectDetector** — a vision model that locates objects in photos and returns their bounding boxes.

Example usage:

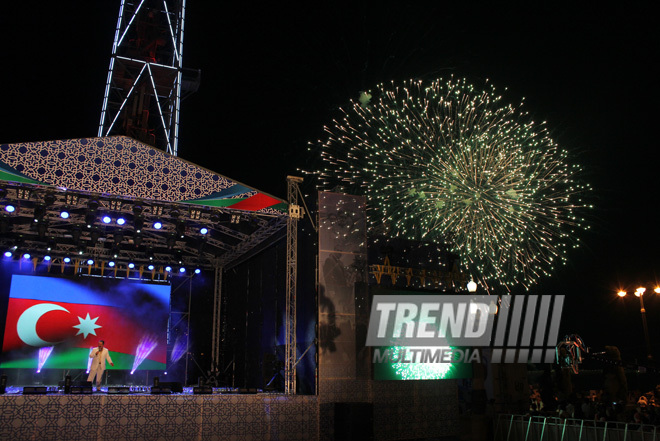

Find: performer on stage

[87,340,114,388]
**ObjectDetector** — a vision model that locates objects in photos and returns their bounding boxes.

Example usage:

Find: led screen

[0,274,170,371]
[373,346,474,380]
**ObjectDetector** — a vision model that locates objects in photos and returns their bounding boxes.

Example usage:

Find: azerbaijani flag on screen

[0,275,170,370]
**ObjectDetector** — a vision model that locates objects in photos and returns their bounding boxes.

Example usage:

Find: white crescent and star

[16,303,102,347]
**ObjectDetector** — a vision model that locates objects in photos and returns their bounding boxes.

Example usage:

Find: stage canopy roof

[0,136,288,270]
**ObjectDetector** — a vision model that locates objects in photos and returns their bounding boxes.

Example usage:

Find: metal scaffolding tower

[98,0,199,156]
[285,176,303,394]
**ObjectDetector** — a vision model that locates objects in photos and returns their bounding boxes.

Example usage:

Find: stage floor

[0,387,319,441]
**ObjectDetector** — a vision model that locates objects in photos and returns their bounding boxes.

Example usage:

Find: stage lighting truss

[0,182,287,270]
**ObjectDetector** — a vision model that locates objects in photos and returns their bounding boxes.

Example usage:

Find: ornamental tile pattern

[0,136,256,204]
[0,394,318,441]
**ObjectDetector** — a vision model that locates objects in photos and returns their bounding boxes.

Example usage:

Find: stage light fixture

[90,228,101,246]
[165,266,172,272]
[85,212,96,228]
[176,220,186,238]
[128,263,135,269]
[46,238,56,251]
[87,259,94,265]
[63,257,71,263]
[111,246,120,258]
[117,217,126,225]
[43,192,56,206]
[17,188,32,200]
[200,227,208,235]
[4,251,12,258]
[4,204,16,213]
[33,204,46,222]
[60,209,70,219]
[36,221,48,238]
[102,215,112,224]
[148,264,155,270]
[43,255,51,262]
[134,216,144,233]
[65,193,78,206]
[195,268,201,274]
[108,261,115,267]
[189,208,202,220]
[22,253,31,260]
[153,221,163,229]
[179,267,186,273]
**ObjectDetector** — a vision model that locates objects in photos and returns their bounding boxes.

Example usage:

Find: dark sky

[2,3,659,361]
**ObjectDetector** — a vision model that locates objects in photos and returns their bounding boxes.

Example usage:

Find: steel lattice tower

[99,0,199,156]
[285,176,304,394]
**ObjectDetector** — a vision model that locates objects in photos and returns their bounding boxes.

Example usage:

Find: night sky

[2,3,658,362]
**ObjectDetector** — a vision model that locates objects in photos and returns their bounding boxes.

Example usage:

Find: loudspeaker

[23,386,48,395]
[158,381,183,393]
[150,386,172,394]
[193,385,213,394]
[108,386,131,394]
[70,386,93,394]
[0,374,7,394]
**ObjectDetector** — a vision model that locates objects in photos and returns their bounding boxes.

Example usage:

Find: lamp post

[617,286,660,360]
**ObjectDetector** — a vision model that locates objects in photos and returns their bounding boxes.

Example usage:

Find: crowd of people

[528,385,660,427]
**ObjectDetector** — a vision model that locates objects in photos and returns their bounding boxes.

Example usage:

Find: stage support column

[285,176,304,394]
[211,263,223,375]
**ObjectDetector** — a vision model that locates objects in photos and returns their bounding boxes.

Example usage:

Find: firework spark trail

[307,78,590,291]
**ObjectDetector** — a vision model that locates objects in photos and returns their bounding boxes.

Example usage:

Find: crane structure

[98,0,199,156]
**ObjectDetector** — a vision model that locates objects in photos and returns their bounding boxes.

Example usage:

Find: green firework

[310,78,590,291]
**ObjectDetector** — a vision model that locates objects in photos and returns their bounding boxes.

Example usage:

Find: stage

[0,388,318,441]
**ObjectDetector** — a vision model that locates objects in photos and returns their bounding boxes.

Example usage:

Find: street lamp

[617,286,659,360]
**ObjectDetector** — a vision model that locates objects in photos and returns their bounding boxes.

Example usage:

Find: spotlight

[176,220,186,238]
[102,215,112,224]
[134,216,144,233]
[33,204,46,222]
[165,266,172,272]
[60,209,70,219]
[194,268,201,274]
[63,257,71,263]
[117,217,126,225]
[179,267,186,273]
[87,259,94,265]
[128,263,135,269]
[148,264,155,271]
[5,204,16,213]
[108,261,115,267]
[22,253,31,260]
[85,212,96,227]
[43,193,56,205]
[200,227,208,235]
[153,221,163,230]
[43,255,51,262]
[4,251,12,258]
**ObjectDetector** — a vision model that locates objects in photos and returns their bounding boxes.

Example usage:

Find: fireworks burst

[309,78,590,291]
